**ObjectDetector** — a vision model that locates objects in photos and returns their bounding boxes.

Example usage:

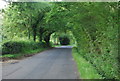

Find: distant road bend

[2,46,78,79]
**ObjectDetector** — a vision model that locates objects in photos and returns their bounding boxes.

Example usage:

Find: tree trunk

[44,34,51,46]
[44,32,53,46]
[28,28,31,39]
[39,32,42,42]
[39,27,45,42]
[32,15,44,42]
[33,27,37,41]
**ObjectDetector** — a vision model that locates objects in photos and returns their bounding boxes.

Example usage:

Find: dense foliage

[2,2,54,46]
[45,2,119,79]
[2,41,47,55]
[2,2,119,79]
[59,35,70,45]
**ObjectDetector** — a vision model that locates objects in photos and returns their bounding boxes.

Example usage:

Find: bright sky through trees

[0,0,8,9]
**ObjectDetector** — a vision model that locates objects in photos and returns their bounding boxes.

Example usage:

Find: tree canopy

[2,2,119,79]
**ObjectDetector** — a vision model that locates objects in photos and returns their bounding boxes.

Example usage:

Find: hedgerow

[2,41,47,55]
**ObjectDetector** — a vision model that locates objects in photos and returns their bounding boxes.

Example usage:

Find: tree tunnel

[50,31,77,46]
[2,2,119,79]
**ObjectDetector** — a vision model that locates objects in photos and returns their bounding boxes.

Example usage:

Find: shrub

[2,41,46,55]
[2,41,24,54]
[59,35,70,45]
[37,42,49,48]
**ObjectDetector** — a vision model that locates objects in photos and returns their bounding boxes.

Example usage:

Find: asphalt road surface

[2,46,78,79]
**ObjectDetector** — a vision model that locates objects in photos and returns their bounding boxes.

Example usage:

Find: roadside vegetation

[0,2,119,79]
[72,48,102,79]
[1,40,49,60]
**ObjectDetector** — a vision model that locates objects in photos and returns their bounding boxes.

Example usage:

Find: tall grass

[72,48,102,79]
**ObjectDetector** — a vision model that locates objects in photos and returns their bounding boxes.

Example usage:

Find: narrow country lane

[2,46,79,79]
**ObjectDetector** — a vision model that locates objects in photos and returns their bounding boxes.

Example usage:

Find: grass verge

[72,48,102,79]
[1,48,48,61]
